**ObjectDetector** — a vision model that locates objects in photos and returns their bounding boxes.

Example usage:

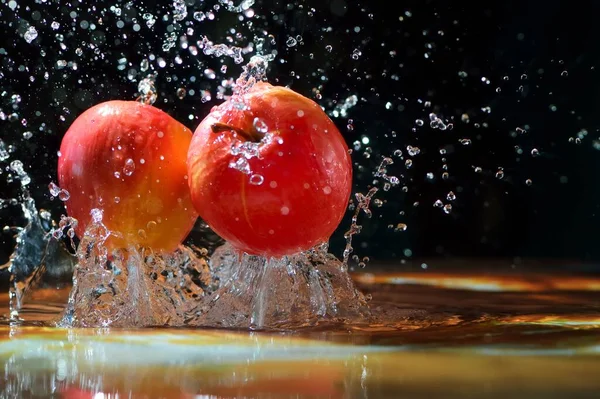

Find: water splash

[218,0,256,13]
[53,236,369,329]
[331,95,359,118]
[189,243,370,329]
[198,36,245,65]
[343,188,379,266]
[1,193,76,322]
[0,139,10,161]
[57,209,215,328]
[215,55,277,180]
[233,54,274,95]
[55,207,369,329]
[172,0,188,22]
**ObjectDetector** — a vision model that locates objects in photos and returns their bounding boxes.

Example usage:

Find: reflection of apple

[58,101,198,252]
[187,82,352,257]
[59,386,93,399]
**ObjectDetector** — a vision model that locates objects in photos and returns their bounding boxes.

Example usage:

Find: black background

[2,0,600,269]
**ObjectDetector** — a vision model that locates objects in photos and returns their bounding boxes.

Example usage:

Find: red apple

[187,82,352,257]
[58,100,198,252]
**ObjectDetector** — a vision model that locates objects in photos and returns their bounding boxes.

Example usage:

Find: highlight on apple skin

[187,82,352,258]
[58,100,198,252]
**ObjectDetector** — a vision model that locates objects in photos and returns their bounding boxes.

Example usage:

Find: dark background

[2,0,600,269]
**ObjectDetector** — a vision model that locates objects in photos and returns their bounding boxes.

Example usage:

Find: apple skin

[187,82,352,257]
[58,100,198,252]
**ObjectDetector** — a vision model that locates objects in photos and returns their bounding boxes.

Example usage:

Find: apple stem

[211,122,262,143]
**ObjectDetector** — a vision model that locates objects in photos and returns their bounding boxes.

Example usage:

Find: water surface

[2,266,599,398]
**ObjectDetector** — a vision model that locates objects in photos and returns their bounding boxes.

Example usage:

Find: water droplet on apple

[249,174,264,185]
[253,117,268,133]
[123,159,135,176]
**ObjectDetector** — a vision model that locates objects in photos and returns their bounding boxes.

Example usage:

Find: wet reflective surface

[1,267,599,398]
